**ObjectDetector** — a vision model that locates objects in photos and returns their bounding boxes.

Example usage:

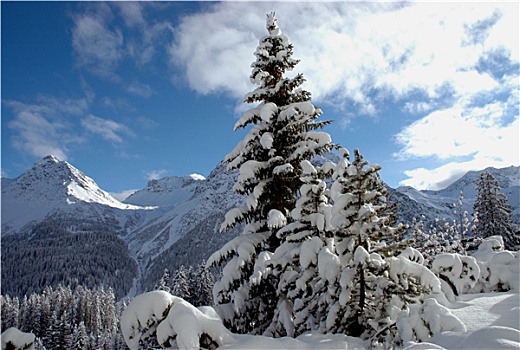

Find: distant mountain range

[1,155,518,298]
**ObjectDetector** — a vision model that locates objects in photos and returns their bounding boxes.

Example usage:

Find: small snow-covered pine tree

[156,269,171,293]
[171,266,191,301]
[324,149,427,342]
[473,171,519,250]
[208,12,334,335]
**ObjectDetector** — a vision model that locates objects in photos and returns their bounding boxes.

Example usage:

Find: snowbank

[1,327,35,350]
[121,291,520,350]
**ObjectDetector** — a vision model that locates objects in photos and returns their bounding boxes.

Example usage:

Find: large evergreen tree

[473,172,519,250]
[208,12,334,335]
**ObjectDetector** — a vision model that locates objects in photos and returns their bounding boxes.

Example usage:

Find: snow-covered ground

[217,292,520,349]
[116,290,519,350]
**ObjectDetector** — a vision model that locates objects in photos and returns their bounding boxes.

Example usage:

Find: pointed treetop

[266,12,281,36]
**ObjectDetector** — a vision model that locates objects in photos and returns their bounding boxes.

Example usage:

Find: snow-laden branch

[121,291,235,350]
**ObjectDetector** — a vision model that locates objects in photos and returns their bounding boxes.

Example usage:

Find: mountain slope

[1,156,151,298]
[1,156,518,298]
[1,155,148,234]
[392,165,520,226]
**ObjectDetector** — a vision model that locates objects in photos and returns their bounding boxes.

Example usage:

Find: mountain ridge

[1,155,518,298]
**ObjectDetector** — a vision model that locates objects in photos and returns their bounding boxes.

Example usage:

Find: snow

[260,102,278,122]
[428,292,520,349]
[120,290,177,349]
[120,290,520,350]
[121,291,235,350]
[268,209,287,229]
[1,327,35,350]
[260,132,274,149]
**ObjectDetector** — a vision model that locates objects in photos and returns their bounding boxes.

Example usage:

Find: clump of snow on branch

[397,298,466,344]
[121,291,235,350]
[268,209,287,229]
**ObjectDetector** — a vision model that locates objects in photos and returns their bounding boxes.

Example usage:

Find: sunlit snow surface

[221,292,519,349]
[121,291,519,350]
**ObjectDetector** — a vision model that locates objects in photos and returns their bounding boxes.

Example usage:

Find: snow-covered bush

[431,253,480,300]
[396,298,466,345]
[469,236,520,293]
[120,291,234,350]
[1,327,35,350]
[120,291,177,349]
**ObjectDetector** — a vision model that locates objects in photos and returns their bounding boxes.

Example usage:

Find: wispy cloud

[110,189,138,201]
[71,5,124,78]
[135,116,159,130]
[81,115,134,143]
[127,81,154,98]
[146,169,167,181]
[4,97,89,160]
[72,2,173,78]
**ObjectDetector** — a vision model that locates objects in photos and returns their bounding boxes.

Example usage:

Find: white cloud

[5,98,90,161]
[110,189,138,202]
[397,103,519,190]
[168,2,517,109]
[189,173,205,181]
[127,81,154,98]
[146,169,167,180]
[81,115,134,143]
[72,10,124,78]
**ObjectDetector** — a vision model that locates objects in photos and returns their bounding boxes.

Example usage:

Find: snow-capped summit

[1,155,144,233]
[124,175,203,207]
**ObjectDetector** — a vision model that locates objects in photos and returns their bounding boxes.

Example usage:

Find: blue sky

[1,1,518,199]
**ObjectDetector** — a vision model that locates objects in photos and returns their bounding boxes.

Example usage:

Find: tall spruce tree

[473,172,519,250]
[208,13,334,335]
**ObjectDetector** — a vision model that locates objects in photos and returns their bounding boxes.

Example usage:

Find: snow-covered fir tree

[156,269,171,293]
[1,284,125,350]
[171,266,191,302]
[262,159,335,336]
[473,171,519,250]
[326,150,404,337]
[208,12,334,335]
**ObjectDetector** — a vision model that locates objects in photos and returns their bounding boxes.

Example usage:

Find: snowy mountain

[121,161,244,292]
[1,155,148,234]
[124,174,204,207]
[1,156,518,298]
[391,165,520,227]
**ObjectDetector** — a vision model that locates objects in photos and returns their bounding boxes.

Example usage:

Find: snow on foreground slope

[120,291,519,350]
